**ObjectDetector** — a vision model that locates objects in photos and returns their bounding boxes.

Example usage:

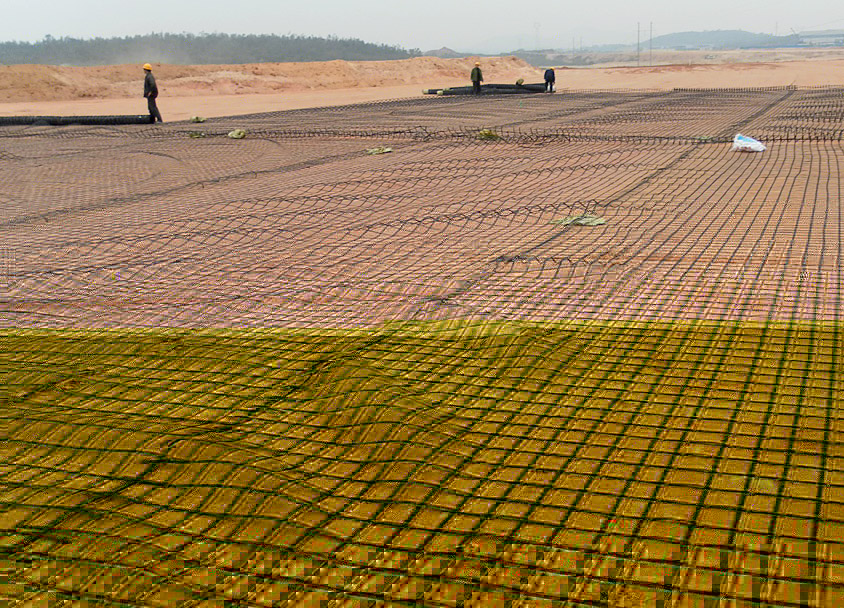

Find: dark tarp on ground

[0,115,154,127]
[425,83,547,95]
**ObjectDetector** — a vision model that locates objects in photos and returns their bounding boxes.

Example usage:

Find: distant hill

[505,28,813,67]
[0,33,422,66]
[423,47,467,59]
[799,29,844,37]
[646,30,799,50]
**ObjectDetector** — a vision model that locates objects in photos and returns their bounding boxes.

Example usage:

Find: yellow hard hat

[143,63,152,70]
[475,61,480,65]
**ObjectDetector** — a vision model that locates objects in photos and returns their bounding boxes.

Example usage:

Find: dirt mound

[0,56,539,103]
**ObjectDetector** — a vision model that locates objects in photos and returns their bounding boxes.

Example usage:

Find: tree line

[0,33,423,66]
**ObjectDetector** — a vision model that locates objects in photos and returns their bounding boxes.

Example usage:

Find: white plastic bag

[731,133,766,153]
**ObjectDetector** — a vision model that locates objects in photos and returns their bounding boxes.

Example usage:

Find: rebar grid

[1,88,843,607]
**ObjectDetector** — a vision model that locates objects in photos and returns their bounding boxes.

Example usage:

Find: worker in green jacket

[471,62,483,95]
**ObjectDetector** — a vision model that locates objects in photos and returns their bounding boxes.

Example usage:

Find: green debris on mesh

[190,116,206,123]
[549,214,607,226]
[188,131,207,139]
[478,129,501,141]
[227,129,247,139]
[516,78,525,85]
[366,146,393,155]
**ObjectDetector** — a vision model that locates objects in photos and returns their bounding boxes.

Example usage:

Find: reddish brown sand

[0,56,537,121]
[5,54,844,121]
[0,56,536,102]
[0,84,465,122]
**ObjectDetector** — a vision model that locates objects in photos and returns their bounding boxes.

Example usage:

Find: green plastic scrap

[516,78,525,85]
[549,214,607,226]
[227,129,247,139]
[366,146,393,155]
[477,128,501,141]
[188,131,207,138]
[190,116,206,123]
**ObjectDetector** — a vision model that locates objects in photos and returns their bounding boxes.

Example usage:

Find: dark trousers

[147,96,163,122]
[472,81,481,95]
[545,80,554,92]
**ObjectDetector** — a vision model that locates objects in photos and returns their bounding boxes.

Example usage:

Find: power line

[794,16,844,32]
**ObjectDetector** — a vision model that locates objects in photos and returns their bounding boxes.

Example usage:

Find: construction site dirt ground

[8,53,844,121]
[2,88,844,606]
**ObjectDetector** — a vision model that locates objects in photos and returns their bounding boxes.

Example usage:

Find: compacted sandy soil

[5,52,844,120]
[0,56,539,120]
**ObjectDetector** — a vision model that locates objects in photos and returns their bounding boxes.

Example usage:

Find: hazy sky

[4,0,844,52]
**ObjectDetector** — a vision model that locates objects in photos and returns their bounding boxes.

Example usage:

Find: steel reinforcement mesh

[1,88,843,606]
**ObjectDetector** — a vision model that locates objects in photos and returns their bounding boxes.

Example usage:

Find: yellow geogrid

[1,321,842,606]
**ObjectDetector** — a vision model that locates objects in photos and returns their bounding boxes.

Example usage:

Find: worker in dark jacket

[143,63,163,123]
[470,62,483,95]
[544,67,556,93]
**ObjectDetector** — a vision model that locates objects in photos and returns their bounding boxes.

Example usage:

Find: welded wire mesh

[1,88,843,606]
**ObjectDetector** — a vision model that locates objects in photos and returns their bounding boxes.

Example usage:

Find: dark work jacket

[544,68,555,82]
[471,67,483,83]
[144,72,158,98]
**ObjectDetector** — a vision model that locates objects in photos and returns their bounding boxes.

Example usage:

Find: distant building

[798,30,844,47]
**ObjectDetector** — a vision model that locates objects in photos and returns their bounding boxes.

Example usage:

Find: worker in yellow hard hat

[471,61,483,95]
[143,63,163,123]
